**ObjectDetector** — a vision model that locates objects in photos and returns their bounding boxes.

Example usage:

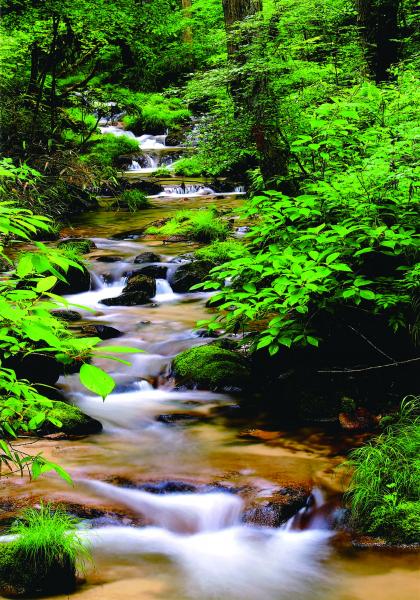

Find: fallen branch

[317,357,420,374]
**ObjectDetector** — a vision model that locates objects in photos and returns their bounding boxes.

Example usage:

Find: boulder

[77,323,123,340]
[100,291,151,306]
[4,353,62,386]
[51,265,91,295]
[170,260,213,293]
[123,273,156,297]
[172,343,251,392]
[135,264,168,278]
[36,400,102,436]
[134,252,162,264]
[57,237,96,254]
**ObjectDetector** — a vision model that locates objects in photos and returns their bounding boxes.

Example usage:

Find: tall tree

[356,0,401,82]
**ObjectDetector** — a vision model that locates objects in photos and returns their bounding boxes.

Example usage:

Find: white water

[154,278,178,302]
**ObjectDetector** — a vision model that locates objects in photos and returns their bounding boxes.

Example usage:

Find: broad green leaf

[80,363,115,399]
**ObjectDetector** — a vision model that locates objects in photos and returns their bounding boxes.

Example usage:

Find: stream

[1,142,418,599]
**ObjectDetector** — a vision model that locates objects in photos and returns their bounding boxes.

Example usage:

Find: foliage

[173,156,208,176]
[9,503,90,572]
[80,134,139,168]
[197,77,420,354]
[121,93,191,132]
[194,240,249,265]
[119,189,150,211]
[146,208,229,242]
[344,397,420,543]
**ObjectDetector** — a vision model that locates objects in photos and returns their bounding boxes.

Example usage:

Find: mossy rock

[51,264,91,295]
[134,252,162,264]
[123,274,156,297]
[172,344,251,392]
[36,401,102,436]
[57,237,96,254]
[170,260,213,293]
[100,291,151,306]
[0,542,76,597]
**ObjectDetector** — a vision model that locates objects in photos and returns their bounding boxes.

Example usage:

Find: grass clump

[194,240,249,265]
[146,208,229,242]
[121,93,191,132]
[119,189,150,211]
[0,504,90,596]
[344,396,420,544]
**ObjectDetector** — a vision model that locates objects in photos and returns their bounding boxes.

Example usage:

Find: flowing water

[1,196,418,599]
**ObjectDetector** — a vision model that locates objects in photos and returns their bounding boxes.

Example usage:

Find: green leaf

[36,276,57,292]
[359,289,376,300]
[306,336,319,347]
[94,346,142,354]
[79,363,115,399]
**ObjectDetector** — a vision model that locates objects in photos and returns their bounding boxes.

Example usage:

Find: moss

[81,134,139,168]
[172,344,251,391]
[146,209,229,242]
[25,400,102,436]
[119,189,150,211]
[368,501,420,544]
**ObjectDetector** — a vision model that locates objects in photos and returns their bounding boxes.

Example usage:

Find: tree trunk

[181,0,193,45]
[222,0,262,56]
[356,0,401,82]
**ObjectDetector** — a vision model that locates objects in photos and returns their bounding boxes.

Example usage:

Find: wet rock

[170,260,213,293]
[123,273,156,297]
[95,255,124,263]
[4,353,62,386]
[57,237,96,254]
[172,343,251,392]
[77,323,123,340]
[36,400,103,436]
[51,264,91,295]
[243,487,310,527]
[51,309,82,322]
[100,291,151,306]
[135,264,168,278]
[134,252,162,264]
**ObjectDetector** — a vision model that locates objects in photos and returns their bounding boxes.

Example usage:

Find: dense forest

[0,1,419,598]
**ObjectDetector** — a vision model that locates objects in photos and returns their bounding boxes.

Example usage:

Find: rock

[100,291,151,306]
[51,264,91,295]
[134,264,168,278]
[4,353,62,386]
[110,228,144,240]
[95,255,124,263]
[36,400,103,436]
[123,273,156,297]
[57,237,96,254]
[172,343,251,392]
[170,260,213,293]
[78,323,123,340]
[243,487,310,527]
[51,310,82,322]
[134,252,162,264]
[0,543,77,598]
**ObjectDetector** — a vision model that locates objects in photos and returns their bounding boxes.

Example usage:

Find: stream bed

[1,195,418,600]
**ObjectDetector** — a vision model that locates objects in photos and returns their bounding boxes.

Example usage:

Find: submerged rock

[95,255,124,263]
[51,309,82,322]
[170,260,213,293]
[172,343,251,392]
[77,323,123,340]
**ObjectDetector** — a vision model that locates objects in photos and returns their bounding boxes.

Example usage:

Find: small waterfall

[100,125,136,139]
[154,278,176,301]
[79,479,243,533]
[234,185,246,193]
[159,185,215,197]
[90,271,105,290]
[127,160,142,171]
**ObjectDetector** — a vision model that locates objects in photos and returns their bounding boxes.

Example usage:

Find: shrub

[344,397,420,544]
[146,208,229,242]
[119,189,150,211]
[173,156,207,176]
[0,504,90,597]
[120,93,191,132]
